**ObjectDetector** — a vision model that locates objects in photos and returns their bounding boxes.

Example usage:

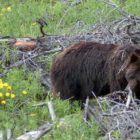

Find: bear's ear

[129,53,139,63]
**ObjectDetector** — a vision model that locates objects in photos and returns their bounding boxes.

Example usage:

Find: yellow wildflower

[5,92,10,97]
[11,93,15,98]
[1,100,6,105]
[7,7,11,12]
[22,90,27,95]
[0,84,3,89]
[7,86,12,90]
[3,82,8,87]
[0,92,3,97]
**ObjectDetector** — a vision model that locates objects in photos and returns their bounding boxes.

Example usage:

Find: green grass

[0,0,140,36]
[44,113,100,140]
[0,0,140,139]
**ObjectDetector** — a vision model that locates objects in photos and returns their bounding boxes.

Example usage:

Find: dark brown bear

[51,42,140,103]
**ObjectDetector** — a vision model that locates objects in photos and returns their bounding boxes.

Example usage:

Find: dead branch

[47,100,56,121]
[33,101,56,122]
[83,96,89,123]
[7,48,61,69]
[36,17,47,37]
[16,123,52,140]
[37,16,140,49]
[14,40,37,51]
[32,102,48,107]
[85,91,140,139]
[125,87,133,108]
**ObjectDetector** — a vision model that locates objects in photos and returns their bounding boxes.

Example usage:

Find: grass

[44,113,100,140]
[0,0,140,36]
[0,0,140,139]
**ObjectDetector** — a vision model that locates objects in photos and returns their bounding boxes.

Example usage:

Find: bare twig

[32,100,56,122]
[36,17,47,37]
[83,96,89,123]
[126,86,132,108]
[0,131,3,140]
[92,91,103,111]
[32,102,48,107]
[7,48,61,69]
[47,100,56,121]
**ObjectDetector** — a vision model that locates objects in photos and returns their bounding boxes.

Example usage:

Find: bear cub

[51,42,140,103]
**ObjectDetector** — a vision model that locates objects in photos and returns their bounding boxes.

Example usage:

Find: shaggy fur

[51,42,140,102]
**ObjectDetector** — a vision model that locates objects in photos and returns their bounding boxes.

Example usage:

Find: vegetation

[0,0,140,139]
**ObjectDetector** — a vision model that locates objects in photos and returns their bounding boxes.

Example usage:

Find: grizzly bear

[51,42,140,103]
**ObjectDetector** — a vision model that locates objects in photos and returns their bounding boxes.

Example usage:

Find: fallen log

[0,36,37,52]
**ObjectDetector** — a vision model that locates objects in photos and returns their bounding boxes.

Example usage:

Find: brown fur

[51,42,140,102]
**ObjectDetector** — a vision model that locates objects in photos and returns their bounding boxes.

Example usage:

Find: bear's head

[125,49,140,99]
